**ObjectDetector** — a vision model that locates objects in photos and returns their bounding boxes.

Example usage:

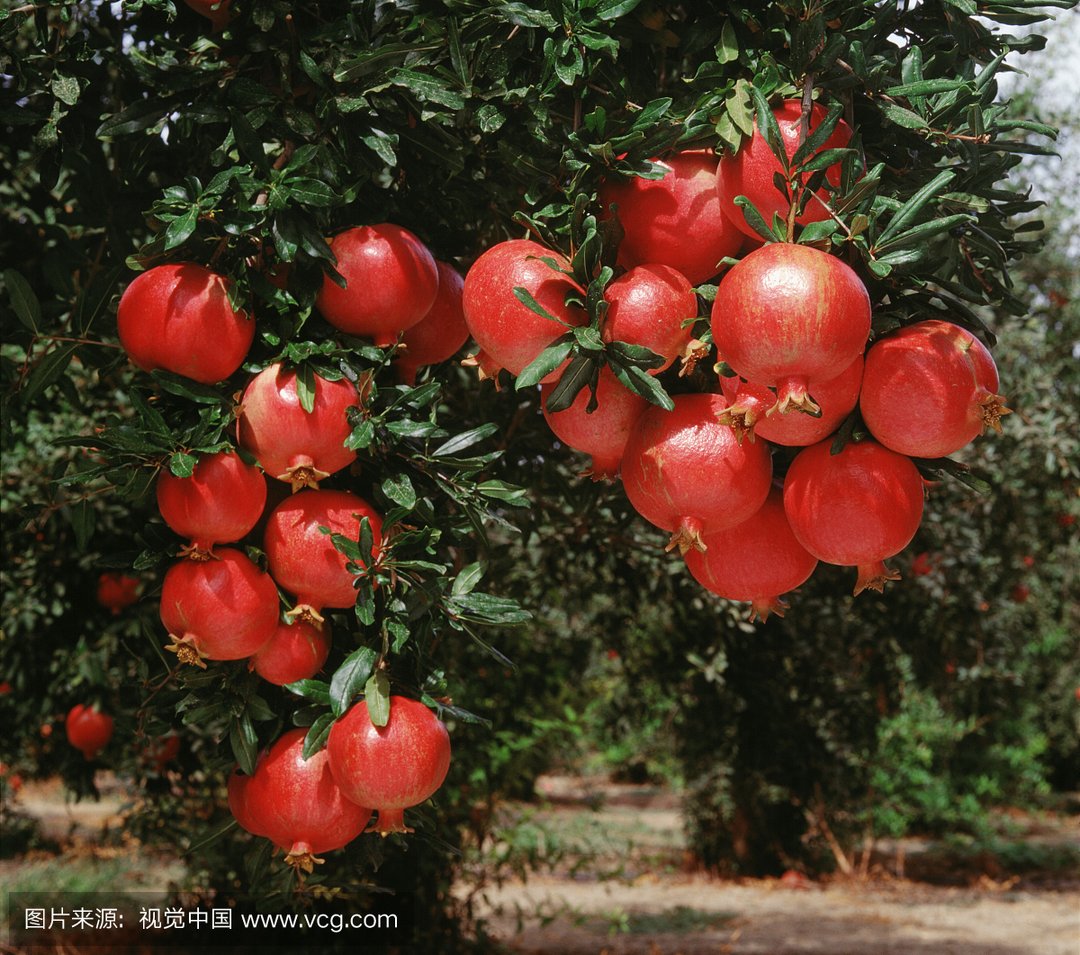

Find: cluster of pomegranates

[462,98,1009,620]
[116,222,463,866]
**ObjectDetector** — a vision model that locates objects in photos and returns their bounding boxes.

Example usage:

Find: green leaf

[151,371,227,404]
[874,214,975,255]
[302,713,335,758]
[432,424,498,457]
[733,195,783,242]
[346,418,376,451]
[283,679,332,705]
[608,361,674,411]
[364,671,391,727]
[282,177,338,207]
[751,86,788,171]
[875,170,957,247]
[512,286,567,326]
[515,334,575,390]
[791,105,844,168]
[229,107,270,176]
[164,206,198,251]
[294,363,316,414]
[169,451,197,478]
[606,339,666,370]
[330,647,378,717]
[544,352,597,413]
[596,0,645,19]
[51,74,81,106]
[4,269,41,331]
[452,561,485,597]
[381,473,417,510]
[885,79,969,98]
[229,714,259,776]
[798,219,840,244]
[448,591,532,626]
[474,480,529,505]
[21,343,77,405]
[70,499,95,551]
[879,103,930,130]
[96,101,169,138]
[715,18,738,64]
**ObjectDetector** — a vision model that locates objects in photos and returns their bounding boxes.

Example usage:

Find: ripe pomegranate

[783,438,925,594]
[716,99,853,240]
[620,393,773,553]
[65,704,114,760]
[159,548,280,667]
[462,239,587,381]
[598,150,744,285]
[684,488,818,621]
[719,356,864,446]
[326,696,451,835]
[263,489,383,623]
[233,729,372,871]
[252,618,331,686]
[393,261,469,384]
[315,224,439,346]
[859,319,1010,458]
[541,366,649,480]
[910,552,935,577]
[711,243,871,414]
[116,263,254,384]
[96,572,140,614]
[236,363,361,491]
[144,733,181,772]
[601,265,699,373]
[156,450,267,558]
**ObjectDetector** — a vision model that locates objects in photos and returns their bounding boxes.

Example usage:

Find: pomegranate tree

[859,319,1010,458]
[394,261,469,385]
[263,489,383,623]
[327,696,451,835]
[231,729,372,871]
[684,487,819,621]
[116,263,254,384]
[620,393,773,553]
[711,243,871,414]
[716,99,853,239]
[65,704,114,760]
[315,224,439,346]
[783,438,925,594]
[155,450,267,558]
[597,150,744,285]
[159,548,280,667]
[236,363,362,492]
[251,619,331,686]
[462,239,587,380]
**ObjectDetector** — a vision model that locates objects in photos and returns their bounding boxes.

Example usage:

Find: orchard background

[1,2,1078,953]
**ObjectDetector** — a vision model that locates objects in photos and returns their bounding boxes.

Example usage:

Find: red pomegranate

[541,366,649,480]
[252,618,331,686]
[717,99,853,240]
[96,572,140,614]
[462,348,504,384]
[598,150,744,285]
[783,439,925,595]
[144,733,181,772]
[462,239,587,381]
[684,488,819,621]
[159,548,280,667]
[233,728,372,871]
[236,363,361,492]
[859,319,1010,458]
[711,243,871,414]
[65,704,114,760]
[719,356,864,446]
[620,393,773,553]
[394,261,469,384]
[156,450,267,558]
[116,263,254,384]
[263,489,383,623]
[315,224,439,346]
[601,265,699,373]
[326,696,451,835]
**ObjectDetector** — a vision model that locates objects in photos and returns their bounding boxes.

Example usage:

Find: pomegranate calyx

[979,392,1012,434]
[665,517,707,556]
[164,635,208,669]
[279,462,331,494]
[177,542,218,561]
[853,561,902,596]
[748,596,789,624]
[774,376,821,417]
[284,603,326,626]
[366,808,413,837]
[283,845,325,873]
[717,403,761,445]
[678,338,710,378]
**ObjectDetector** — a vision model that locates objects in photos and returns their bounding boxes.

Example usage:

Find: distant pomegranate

[783,439,924,594]
[327,696,451,835]
[601,265,699,373]
[316,224,439,346]
[712,243,871,414]
[394,261,469,384]
[598,151,744,285]
[65,704,114,760]
[117,263,253,384]
[96,572,140,614]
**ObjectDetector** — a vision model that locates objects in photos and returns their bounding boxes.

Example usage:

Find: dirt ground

[470,775,1080,955]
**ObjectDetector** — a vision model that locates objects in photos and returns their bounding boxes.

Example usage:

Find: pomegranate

[263,489,383,623]
[116,263,254,384]
[315,224,439,346]
[717,99,853,240]
[598,150,744,285]
[159,548,280,667]
[783,438,925,594]
[462,348,503,384]
[96,572,140,614]
[252,618,331,686]
[719,356,864,446]
[327,696,451,835]
[236,363,361,492]
[620,393,773,554]
[711,243,871,414]
[541,366,649,480]
[462,239,587,381]
[144,733,181,772]
[601,265,699,373]
[393,261,469,385]
[156,450,267,558]
[65,704,114,760]
[859,319,1010,458]
[684,488,818,621]
[234,728,372,871]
